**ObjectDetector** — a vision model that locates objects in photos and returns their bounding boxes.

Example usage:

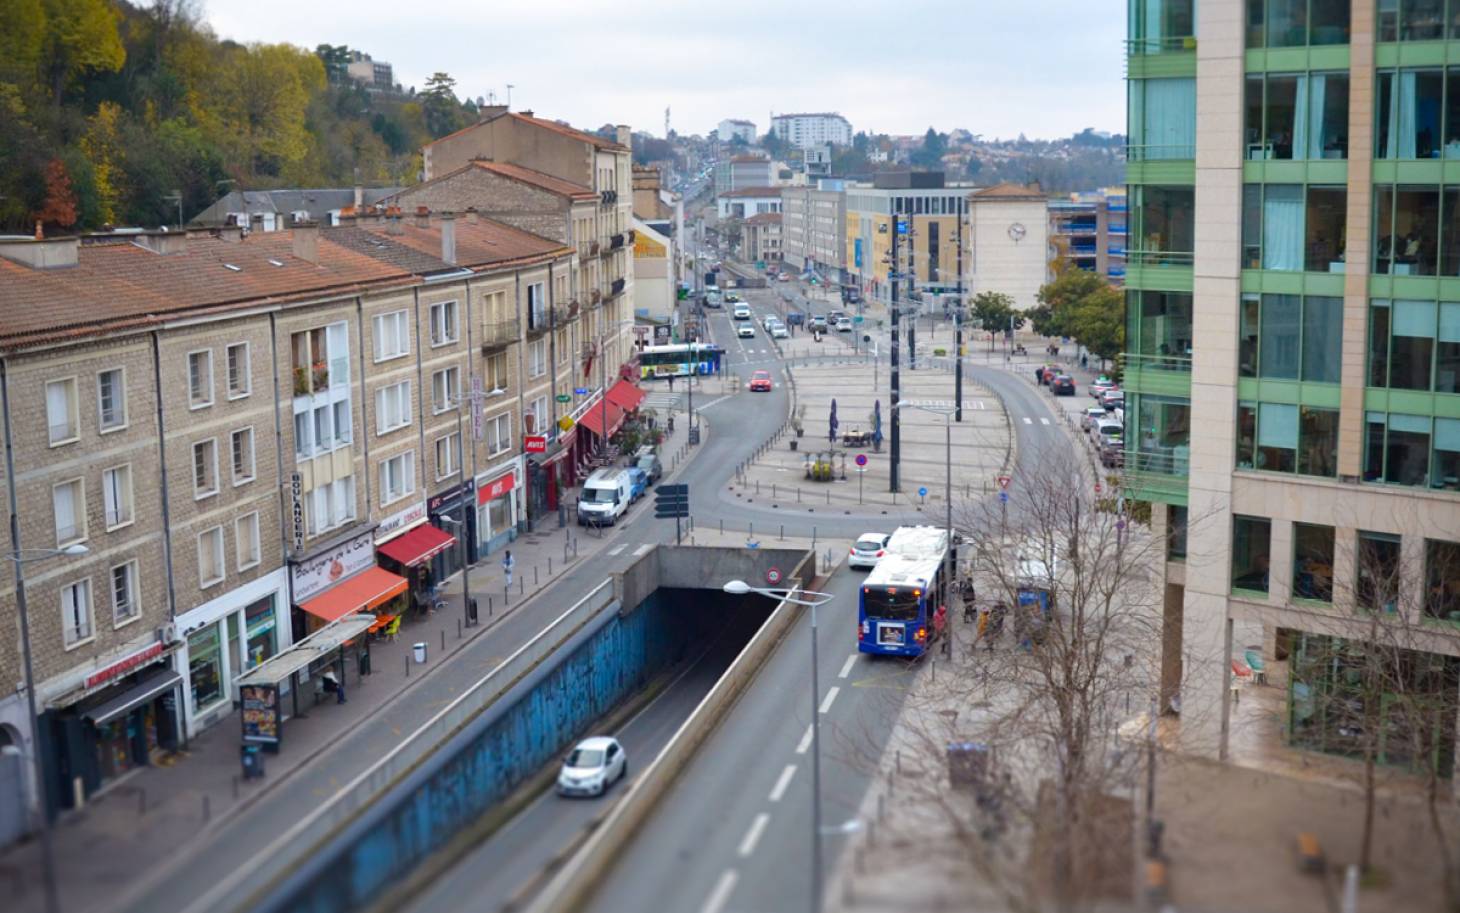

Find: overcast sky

[204,0,1125,140]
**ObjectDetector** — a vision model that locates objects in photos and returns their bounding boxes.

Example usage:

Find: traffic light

[654,484,689,519]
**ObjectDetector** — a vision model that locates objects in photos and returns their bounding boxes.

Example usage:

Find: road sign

[574,387,589,396]
[918,486,928,498]
[654,484,689,518]
[558,416,574,431]
[855,454,868,467]
[853,315,864,323]
[766,567,782,585]
[556,394,572,403]
[997,475,1011,490]
[998,491,1009,503]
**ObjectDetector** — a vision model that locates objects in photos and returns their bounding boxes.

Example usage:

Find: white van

[578,468,634,526]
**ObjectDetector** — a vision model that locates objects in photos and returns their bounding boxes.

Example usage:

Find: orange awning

[299,567,409,623]
[578,402,624,438]
[606,379,646,412]
[377,524,455,567]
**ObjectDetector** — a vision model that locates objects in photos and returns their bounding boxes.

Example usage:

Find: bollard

[534,566,540,586]
[749,521,754,540]
[757,480,761,494]
[520,578,525,595]
[505,586,511,606]
[813,526,817,550]
[720,518,724,534]
[773,483,777,499]
[458,619,462,640]
[797,488,802,503]
[780,524,784,540]
[548,557,553,575]
[441,629,445,653]
[826,489,830,504]
[405,654,410,677]
[489,595,494,616]
[231,777,238,800]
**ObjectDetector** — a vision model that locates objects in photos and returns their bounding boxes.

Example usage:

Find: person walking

[668,374,675,391]
[502,549,515,588]
[933,603,949,657]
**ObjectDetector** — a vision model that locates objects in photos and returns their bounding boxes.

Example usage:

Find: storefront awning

[299,567,409,623]
[377,524,456,568]
[577,402,624,438]
[84,670,182,725]
[606,379,646,412]
[237,614,377,687]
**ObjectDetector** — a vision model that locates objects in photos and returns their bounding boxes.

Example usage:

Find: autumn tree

[39,0,126,105]
[33,158,78,230]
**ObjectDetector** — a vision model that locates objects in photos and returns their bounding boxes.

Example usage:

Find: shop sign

[427,478,475,514]
[291,531,375,602]
[524,435,548,453]
[85,641,164,690]
[289,472,305,551]
[240,683,281,745]
[477,471,516,504]
[376,500,428,543]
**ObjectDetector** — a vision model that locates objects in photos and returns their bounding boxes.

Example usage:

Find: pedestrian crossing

[642,392,684,411]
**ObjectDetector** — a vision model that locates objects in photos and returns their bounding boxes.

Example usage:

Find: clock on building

[1007,222,1027,242]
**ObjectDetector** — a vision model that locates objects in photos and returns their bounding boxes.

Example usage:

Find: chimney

[478,104,508,121]
[292,221,320,264]
[440,213,457,266]
[0,236,79,269]
[615,124,632,150]
[386,215,404,236]
[415,206,431,229]
[520,109,533,118]
[134,231,188,255]
[465,207,479,225]
[353,184,363,209]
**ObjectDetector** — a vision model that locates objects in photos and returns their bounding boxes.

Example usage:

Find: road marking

[837,654,857,679]
[737,813,771,858]
[795,724,814,755]
[607,544,627,556]
[1040,417,1051,425]
[1022,417,1032,425]
[768,764,797,802]
[700,869,739,913]
[819,686,841,714]
[632,543,654,556]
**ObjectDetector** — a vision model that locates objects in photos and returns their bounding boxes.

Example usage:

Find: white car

[733,304,752,320]
[738,324,755,338]
[770,324,789,339]
[762,313,779,329]
[848,532,891,569]
[835,317,853,332]
[557,736,627,797]
[1081,406,1107,433]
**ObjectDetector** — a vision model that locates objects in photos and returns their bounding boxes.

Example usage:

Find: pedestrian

[321,667,346,704]
[668,374,675,391]
[1081,352,1088,370]
[502,549,515,588]
[933,604,948,656]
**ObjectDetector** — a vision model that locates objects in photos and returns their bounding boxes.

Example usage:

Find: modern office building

[770,112,853,149]
[1048,187,1128,284]
[1124,0,1460,770]
[781,181,847,284]
[843,173,972,306]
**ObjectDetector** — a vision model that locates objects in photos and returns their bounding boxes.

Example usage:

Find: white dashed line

[769,764,797,802]
[632,543,654,556]
[795,724,814,755]
[1022,417,1033,425]
[837,654,857,679]
[819,686,840,714]
[700,870,739,913]
[1040,417,1051,425]
[737,813,771,858]
[607,544,627,556]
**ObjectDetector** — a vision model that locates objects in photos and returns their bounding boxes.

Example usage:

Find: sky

[203,0,1125,141]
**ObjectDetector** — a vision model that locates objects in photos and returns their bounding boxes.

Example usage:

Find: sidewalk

[0,401,706,913]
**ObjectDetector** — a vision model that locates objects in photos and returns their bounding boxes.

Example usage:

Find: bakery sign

[291,531,375,602]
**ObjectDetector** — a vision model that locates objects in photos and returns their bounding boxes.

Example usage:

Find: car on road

[1099,388,1124,411]
[749,370,773,392]
[778,273,791,282]
[737,324,755,338]
[633,447,663,484]
[762,312,779,329]
[732,303,752,320]
[835,317,853,333]
[848,533,892,569]
[809,314,828,332]
[828,310,846,324]
[769,323,789,339]
[726,292,743,304]
[557,736,627,797]
[1089,376,1116,398]
[1050,374,1076,396]
[577,468,633,527]
[1081,406,1107,432]
[626,466,649,501]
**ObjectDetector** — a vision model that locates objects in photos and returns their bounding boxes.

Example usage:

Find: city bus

[638,343,724,380]
[858,526,951,657]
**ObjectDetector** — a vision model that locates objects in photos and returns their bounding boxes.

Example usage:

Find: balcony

[610,278,626,298]
[551,300,580,324]
[1121,352,1192,397]
[1123,448,1191,506]
[480,318,520,352]
[590,289,602,305]
[600,189,619,208]
[610,233,625,250]
[1125,36,1196,56]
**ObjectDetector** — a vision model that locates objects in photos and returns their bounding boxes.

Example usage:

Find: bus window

[862,588,920,620]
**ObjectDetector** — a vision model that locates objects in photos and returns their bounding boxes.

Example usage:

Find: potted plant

[292,367,309,396]
[311,360,329,389]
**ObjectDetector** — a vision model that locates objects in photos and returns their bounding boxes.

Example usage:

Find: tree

[201,42,325,181]
[39,0,126,105]
[1032,269,1110,341]
[1068,285,1124,364]
[420,72,467,138]
[969,291,1018,334]
[760,130,787,160]
[33,157,78,230]
[911,127,948,169]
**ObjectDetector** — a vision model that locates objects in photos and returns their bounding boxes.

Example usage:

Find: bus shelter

[235,613,375,753]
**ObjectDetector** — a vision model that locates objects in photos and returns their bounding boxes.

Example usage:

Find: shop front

[291,529,409,642]
[526,436,573,527]
[427,479,477,581]
[39,638,183,813]
[475,460,522,554]
[174,569,290,737]
[376,505,457,620]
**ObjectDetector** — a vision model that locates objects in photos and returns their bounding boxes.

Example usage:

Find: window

[1243,184,1347,272]
[102,464,133,529]
[1132,185,1193,264]
[1358,531,1402,612]
[198,526,225,588]
[1364,412,1433,486]
[1167,505,1189,561]
[61,579,93,647]
[45,378,78,445]
[527,397,547,436]
[528,340,546,378]
[193,439,219,497]
[527,283,546,330]
[1128,76,1196,160]
[380,451,415,505]
[291,322,349,396]
[1298,407,1340,476]
[1376,69,1444,160]
[376,380,412,434]
[1305,187,1346,271]
[111,561,139,624]
[1129,394,1190,476]
[1240,293,1342,381]
[294,410,313,458]
[374,310,410,361]
[1374,185,1441,275]
[432,366,460,413]
[1248,0,1351,47]
[435,432,461,479]
[333,400,351,445]
[1378,0,1454,42]
[1232,515,1273,594]
[53,478,85,545]
[188,350,213,408]
[226,343,251,398]
[1236,402,1338,476]
[231,427,256,484]
[1425,538,1460,622]
[429,300,458,346]
[235,512,261,571]
[1293,523,1335,602]
[1369,299,1460,392]
[97,368,126,431]
[307,476,355,535]
[1436,417,1460,489]
[1246,73,1349,161]
[487,412,512,456]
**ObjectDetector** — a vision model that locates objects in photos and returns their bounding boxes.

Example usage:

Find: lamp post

[894,400,956,584]
[722,580,834,913]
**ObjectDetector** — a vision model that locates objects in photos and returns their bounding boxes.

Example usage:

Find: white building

[717,187,783,221]
[964,183,1050,313]
[770,113,852,150]
[717,119,756,144]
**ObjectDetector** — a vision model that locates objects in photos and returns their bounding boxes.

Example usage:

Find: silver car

[557,736,627,797]
[848,533,891,569]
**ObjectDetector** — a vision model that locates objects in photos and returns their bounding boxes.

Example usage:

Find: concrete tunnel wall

[617,545,811,612]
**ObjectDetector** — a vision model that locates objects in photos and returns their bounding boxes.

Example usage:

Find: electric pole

[955,197,965,422]
[890,216,902,493]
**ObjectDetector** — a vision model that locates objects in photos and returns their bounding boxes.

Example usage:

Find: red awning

[377,524,456,567]
[606,379,646,412]
[578,402,625,438]
[299,567,409,623]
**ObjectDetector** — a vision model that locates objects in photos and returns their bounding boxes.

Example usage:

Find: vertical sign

[470,373,484,441]
[289,472,304,550]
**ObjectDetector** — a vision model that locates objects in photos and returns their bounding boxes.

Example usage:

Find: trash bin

[413,642,428,664]
[358,648,370,676]
[467,597,479,624]
[241,743,265,779]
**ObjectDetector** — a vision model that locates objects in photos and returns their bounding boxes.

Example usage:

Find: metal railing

[1123,447,1191,479]
[1125,36,1197,55]
[1124,143,1196,161]
[1125,249,1195,267]
[1122,351,1192,373]
[480,319,520,350]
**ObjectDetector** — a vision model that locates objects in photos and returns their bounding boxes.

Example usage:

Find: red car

[749,370,773,392]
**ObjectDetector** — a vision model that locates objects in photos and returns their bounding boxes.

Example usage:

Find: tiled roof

[471,162,596,200]
[425,111,626,152]
[356,216,570,268]
[970,183,1045,200]
[719,186,783,199]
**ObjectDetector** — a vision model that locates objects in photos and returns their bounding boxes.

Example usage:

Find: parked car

[770,323,789,339]
[634,447,663,484]
[835,317,853,333]
[1096,420,1124,467]
[1089,376,1116,398]
[762,312,779,329]
[557,736,627,797]
[779,273,791,282]
[749,370,773,392]
[809,314,828,331]
[1099,388,1125,411]
[1081,406,1107,432]
[828,310,846,324]
[737,324,755,338]
[626,466,649,501]
[848,533,892,569]
[1051,375,1076,396]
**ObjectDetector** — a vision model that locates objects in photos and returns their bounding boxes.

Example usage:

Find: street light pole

[449,401,473,628]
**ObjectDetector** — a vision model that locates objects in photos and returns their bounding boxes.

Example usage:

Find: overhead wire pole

[889,214,902,493]
[955,195,965,422]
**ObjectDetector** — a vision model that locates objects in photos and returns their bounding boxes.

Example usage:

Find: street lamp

[3,542,88,913]
[722,580,834,913]
[440,384,502,629]
[892,400,956,548]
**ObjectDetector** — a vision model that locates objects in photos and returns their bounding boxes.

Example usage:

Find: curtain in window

[1262,186,1305,270]
[1386,71,1418,159]
[46,382,68,429]
[1302,296,1343,382]
[1304,75,1325,159]
[1389,413,1431,434]
[1293,75,1312,160]
[1145,78,1196,159]
[53,484,75,535]
[1440,302,1460,342]
[1436,418,1460,452]
[1258,403,1299,450]
[1395,299,1438,337]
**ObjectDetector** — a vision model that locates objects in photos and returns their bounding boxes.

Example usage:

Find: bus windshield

[862,587,921,621]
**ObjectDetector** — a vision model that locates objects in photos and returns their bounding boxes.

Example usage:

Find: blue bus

[858,526,951,657]
[638,343,724,380]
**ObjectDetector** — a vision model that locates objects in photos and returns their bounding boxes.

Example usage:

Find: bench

[1297,832,1325,874]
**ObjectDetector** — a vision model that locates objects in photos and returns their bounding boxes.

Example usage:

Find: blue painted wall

[262,589,716,913]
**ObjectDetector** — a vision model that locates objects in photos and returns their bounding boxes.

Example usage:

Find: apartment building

[770,112,853,149]
[717,119,756,144]
[844,173,972,306]
[0,213,577,821]
[714,155,774,196]
[1048,187,1128,284]
[716,187,783,221]
[781,181,847,283]
[1125,0,1460,770]
[741,213,783,264]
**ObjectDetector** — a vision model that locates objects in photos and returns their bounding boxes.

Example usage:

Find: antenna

[506,84,515,109]
[665,105,671,138]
